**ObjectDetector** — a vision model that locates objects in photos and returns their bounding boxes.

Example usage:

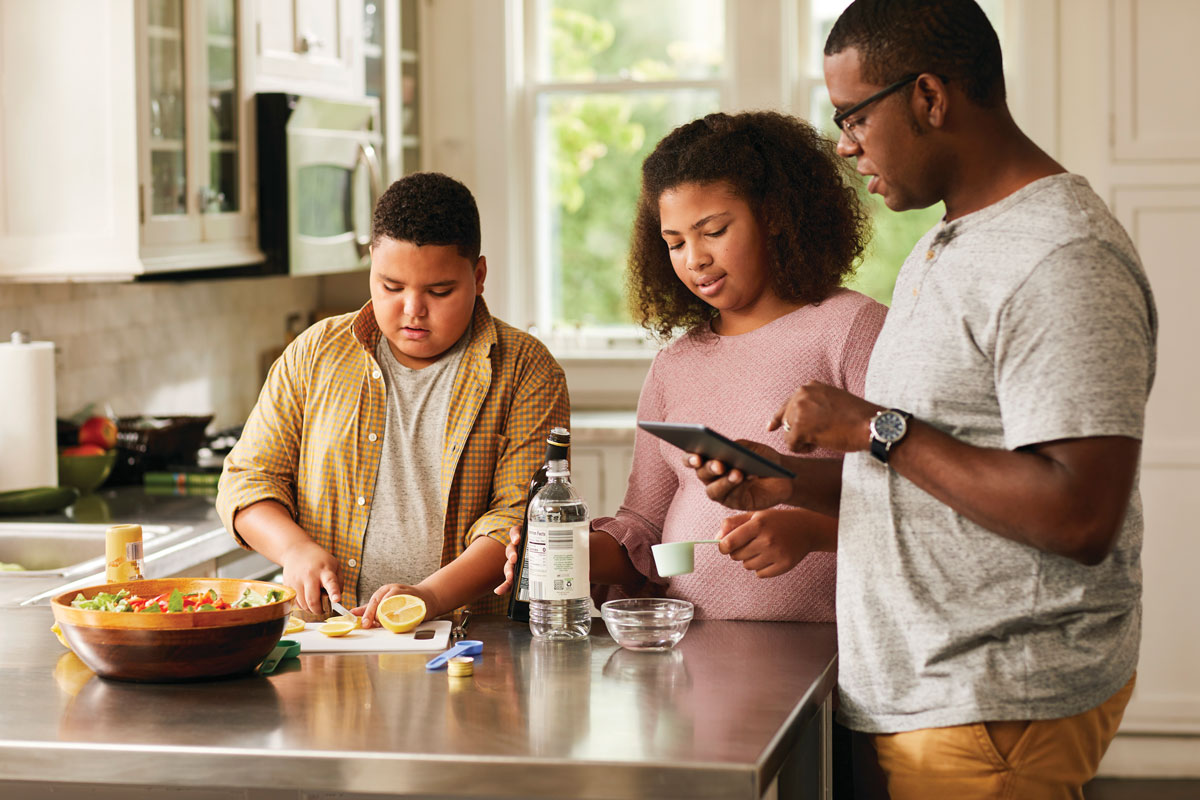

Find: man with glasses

[689,1,1156,797]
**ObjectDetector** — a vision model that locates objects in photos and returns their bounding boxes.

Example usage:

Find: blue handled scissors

[426,639,483,670]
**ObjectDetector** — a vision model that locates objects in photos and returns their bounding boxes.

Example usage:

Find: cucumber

[0,486,80,515]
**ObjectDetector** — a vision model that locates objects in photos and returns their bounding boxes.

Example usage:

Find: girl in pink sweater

[500,111,886,622]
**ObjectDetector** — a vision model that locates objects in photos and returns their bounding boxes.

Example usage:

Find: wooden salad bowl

[51,577,295,682]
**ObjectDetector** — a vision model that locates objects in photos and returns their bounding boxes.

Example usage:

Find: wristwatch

[869,408,913,464]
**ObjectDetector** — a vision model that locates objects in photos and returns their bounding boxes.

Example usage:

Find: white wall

[0,277,323,429]
[422,0,517,325]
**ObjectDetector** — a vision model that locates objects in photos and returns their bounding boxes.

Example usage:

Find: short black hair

[627,111,869,341]
[371,172,481,262]
[825,0,1006,108]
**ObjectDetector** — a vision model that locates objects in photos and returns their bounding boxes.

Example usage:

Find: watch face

[873,411,907,443]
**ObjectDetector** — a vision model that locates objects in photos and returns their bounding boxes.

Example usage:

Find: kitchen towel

[0,337,57,492]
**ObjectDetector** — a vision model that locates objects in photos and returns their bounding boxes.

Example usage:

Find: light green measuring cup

[651,540,721,577]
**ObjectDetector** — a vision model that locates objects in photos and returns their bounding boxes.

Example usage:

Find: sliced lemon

[285,616,307,635]
[318,620,357,637]
[377,593,427,634]
[51,621,71,650]
[325,612,361,629]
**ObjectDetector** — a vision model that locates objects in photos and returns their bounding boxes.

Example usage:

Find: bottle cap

[447,656,475,677]
[546,428,570,460]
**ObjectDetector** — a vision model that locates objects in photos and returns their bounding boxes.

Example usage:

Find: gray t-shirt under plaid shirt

[837,174,1157,734]
[357,330,469,602]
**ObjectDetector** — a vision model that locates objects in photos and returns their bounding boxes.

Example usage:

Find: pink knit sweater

[593,289,887,621]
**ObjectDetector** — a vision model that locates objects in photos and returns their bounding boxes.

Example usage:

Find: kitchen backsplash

[0,277,326,429]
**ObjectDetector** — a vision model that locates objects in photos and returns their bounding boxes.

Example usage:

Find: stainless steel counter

[0,611,837,800]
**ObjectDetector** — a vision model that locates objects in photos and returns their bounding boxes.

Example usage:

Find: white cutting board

[286,619,451,653]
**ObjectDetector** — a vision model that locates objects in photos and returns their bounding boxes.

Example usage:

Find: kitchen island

[0,611,836,800]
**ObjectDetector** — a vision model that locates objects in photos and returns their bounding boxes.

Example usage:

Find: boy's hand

[357,583,436,629]
[718,509,818,578]
[279,540,342,614]
[686,441,794,511]
[493,525,522,596]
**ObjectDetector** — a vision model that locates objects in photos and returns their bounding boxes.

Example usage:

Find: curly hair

[371,172,481,262]
[825,0,1005,108]
[627,111,869,341]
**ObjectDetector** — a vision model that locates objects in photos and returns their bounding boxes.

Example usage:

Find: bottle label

[525,521,589,601]
[516,564,530,603]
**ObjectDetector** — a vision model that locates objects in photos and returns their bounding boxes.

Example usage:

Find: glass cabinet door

[146,0,187,218]
[400,0,420,175]
[204,0,239,215]
[364,1,385,103]
[364,0,421,184]
[141,0,256,260]
[363,0,389,180]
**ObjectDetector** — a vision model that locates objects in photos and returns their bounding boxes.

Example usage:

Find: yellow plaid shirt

[216,298,570,613]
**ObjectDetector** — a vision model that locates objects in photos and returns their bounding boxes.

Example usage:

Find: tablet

[637,421,796,479]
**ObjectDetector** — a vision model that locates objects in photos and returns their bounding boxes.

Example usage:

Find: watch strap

[869,433,891,463]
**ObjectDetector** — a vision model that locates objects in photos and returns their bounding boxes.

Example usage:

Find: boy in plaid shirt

[218,173,569,622]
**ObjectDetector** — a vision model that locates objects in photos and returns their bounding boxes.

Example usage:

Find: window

[503,0,1014,355]
[524,0,727,344]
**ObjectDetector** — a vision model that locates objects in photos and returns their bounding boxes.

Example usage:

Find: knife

[329,598,356,619]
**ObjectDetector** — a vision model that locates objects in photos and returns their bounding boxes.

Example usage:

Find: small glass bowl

[601,598,694,652]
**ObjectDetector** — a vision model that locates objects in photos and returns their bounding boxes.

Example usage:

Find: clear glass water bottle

[526,437,591,640]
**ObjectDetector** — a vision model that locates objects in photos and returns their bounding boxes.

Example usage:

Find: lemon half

[318,620,357,637]
[285,616,307,635]
[377,594,427,634]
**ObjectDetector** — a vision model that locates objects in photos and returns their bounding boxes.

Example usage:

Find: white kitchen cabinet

[570,448,607,518]
[572,413,636,519]
[1058,0,1200,778]
[0,0,261,280]
[252,0,364,100]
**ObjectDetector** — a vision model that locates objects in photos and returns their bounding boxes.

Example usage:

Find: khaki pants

[871,673,1136,800]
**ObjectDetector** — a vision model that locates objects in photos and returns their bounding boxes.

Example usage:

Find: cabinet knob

[298,32,323,54]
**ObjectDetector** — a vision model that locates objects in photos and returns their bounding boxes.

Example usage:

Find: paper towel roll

[0,338,57,492]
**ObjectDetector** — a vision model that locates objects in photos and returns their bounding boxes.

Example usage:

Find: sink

[0,523,171,578]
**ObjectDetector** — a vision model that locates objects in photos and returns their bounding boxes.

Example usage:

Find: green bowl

[58,451,117,493]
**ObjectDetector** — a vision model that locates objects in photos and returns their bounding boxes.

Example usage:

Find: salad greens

[232,586,286,607]
[71,589,135,612]
[70,586,286,613]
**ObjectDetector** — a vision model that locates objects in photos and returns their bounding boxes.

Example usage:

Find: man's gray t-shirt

[838,174,1157,733]
[357,330,469,602]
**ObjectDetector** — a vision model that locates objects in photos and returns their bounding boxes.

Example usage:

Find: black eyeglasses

[832,73,920,144]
